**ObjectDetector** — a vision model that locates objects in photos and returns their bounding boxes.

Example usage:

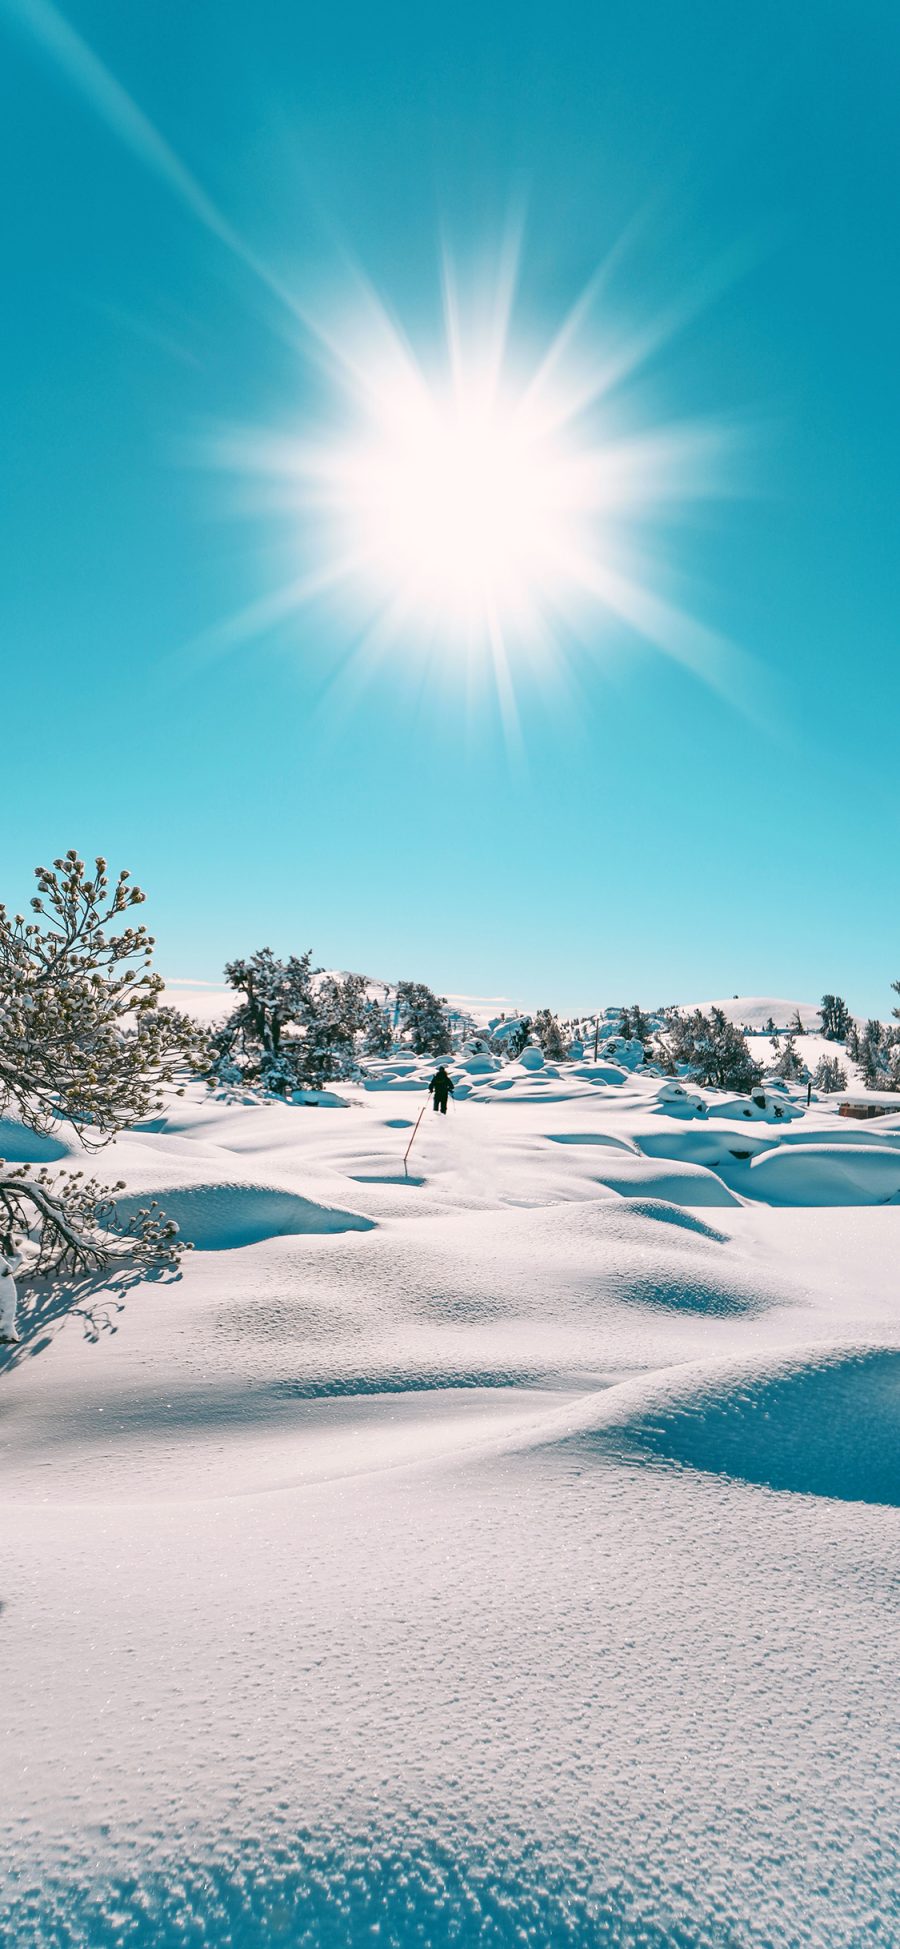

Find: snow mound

[590,1349,900,1506]
[0,1116,69,1162]
[577,1153,741,1207]
[616,1199,729,1241]
[706,1090,801,1123]
[112,1182,375,1250]
[569,1063,628,1085]
[636,1126,776,1166]
[747,1143,900,1205]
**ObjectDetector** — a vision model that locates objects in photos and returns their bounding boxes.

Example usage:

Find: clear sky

[2,0,898,1017]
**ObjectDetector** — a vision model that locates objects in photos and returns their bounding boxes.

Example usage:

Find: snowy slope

[3,1064,900,1946]
[684,994,823,1031]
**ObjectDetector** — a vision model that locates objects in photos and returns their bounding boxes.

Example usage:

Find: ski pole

[404,1105,426,1175]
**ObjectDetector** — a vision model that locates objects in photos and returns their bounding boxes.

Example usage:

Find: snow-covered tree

[819,995,852,1042]
[814,1056,847,1093]
[221,948,315,1065]
[395,980,450,1056]
[0,852,199,1338]
[362,1000,393,1057]
[856,1017,900,1090]
[657,1008,762,1093]
[629,1004,652,1045]
[774,1032,808,1082]
[210,948,316,1092]
[789,1007,804,1035]
[0,851,199,1138]
[534,1008,565,1060]
[304,973,368,1085]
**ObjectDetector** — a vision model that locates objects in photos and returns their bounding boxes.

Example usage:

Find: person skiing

[428,1064,455,1114]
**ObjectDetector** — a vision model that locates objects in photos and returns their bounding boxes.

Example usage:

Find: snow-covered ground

[3,1058,899,1946]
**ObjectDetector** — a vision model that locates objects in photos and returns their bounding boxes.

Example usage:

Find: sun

[199,243,751,724]
[335,365,587,638]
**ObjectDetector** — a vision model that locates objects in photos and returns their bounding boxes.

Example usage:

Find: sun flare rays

[199,243,755,726]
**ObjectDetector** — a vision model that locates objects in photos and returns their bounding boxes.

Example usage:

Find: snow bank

[747,1143,900,1206]
[112,1181,375,1249]
[588,1348,900,1506]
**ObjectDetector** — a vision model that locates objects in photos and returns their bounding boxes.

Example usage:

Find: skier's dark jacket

[428,1066,455,1104]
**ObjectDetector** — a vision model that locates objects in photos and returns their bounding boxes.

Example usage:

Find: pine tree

[858,1020,885,1089]
[658,1008,762,1093]
[304,973,368,1084]
[362,1000,393,1057]
[221,948,315,1064]
[619,1006,633,1039]
[534,1008,565,1060]
[0,852,199,1331]
[814,1056,847,1093]
[774,1032,807,1082]
[395,980,451,1056]
[819,995,852,1042]
[630,1004,651,1044]
[790,1007,804,1035]
[211,948,315,1093]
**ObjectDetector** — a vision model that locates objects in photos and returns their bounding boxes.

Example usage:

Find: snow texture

[2,1052,900,1946]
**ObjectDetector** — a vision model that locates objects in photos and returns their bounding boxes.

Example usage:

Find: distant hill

[683,997,823,1032]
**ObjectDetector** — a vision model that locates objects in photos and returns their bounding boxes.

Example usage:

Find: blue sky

[2,0,898,1016]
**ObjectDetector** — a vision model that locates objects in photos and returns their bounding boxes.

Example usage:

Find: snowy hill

[684,996,823,1032]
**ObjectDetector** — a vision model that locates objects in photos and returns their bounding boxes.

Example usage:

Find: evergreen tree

[658,1008,762,1093]
[304,973,368,1084]
[534,1008,566,1060]
[362,1000,393,1057]
[619,1006,633,1039]
[0,851,199,1331]
[221,947,315,1065]
[765,1016,776,1035]
[789,1007,804,1035]
[395,980,451,1056]
[774,1032,808,1082]
[819,995,852,1042]
[845,1020,861,1063]
[630,1003,651,1044]
[813,1056,847,1093]
[856,1018,900,1090]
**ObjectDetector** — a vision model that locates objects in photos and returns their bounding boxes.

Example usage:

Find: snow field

[2,1057,900,1946]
